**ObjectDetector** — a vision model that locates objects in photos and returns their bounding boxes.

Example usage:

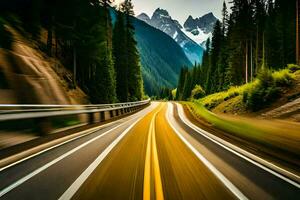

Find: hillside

[137,8,204,64]
[0,23,88,104]
[196,66,300,121]
[133,18,193,95]
[111,10,192,95]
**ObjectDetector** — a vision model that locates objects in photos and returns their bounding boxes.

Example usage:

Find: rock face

[183,12,218,49]
[137,8,204,64]
[137,13,151,24]
[184,12,217,34]
[0,26,71,104]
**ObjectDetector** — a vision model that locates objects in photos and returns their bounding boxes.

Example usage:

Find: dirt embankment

[212,72,300,122]
[261,75,300,121]
[0,25,88,104]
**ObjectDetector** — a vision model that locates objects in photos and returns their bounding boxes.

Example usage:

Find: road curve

[169,102,300,199]
[0,102,299,200]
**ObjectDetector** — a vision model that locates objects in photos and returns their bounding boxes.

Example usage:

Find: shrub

[272,69,294,87]
[243,69,281,111]
[257,69,274,88]
[199,68,295,112]
[287,64,300,73]
[191,85,205,99]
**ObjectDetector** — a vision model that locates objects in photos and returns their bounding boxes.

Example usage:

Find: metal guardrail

[0,99,151,134]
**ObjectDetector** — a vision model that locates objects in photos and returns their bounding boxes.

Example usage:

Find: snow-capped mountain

[183,12,217,48]
[137,8,203,64]
[137,13,151,24]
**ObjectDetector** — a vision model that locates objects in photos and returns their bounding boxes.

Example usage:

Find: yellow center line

[151,113,164,200]
[143,120,152,200]
[143,103,165,200]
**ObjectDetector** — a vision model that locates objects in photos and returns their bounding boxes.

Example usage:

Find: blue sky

[114,0,231,24]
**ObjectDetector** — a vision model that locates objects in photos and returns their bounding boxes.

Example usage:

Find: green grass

[199,81,257,110]
[52,116,81,129]
[183,101,300,157]
[198,67,298,111]
[272,68,295,86]
[184,101,263,139]
[0,116,81,136]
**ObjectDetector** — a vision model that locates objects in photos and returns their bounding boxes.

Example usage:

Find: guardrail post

[89,113,95,124]
[116,109,119,116]
[100,111,105,122]
[109,110,114,118]
[36,118,51,136]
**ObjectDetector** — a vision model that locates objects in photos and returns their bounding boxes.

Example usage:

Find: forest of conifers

[0,0,143,103]
[176,0,298,101]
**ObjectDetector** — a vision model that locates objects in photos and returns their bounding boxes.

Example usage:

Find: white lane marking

[59,115,143,200]
[176,103,300,188]
[166,103,248,200]
[0,116,142,198]
[0,103,155,172]
[0,121,119,172]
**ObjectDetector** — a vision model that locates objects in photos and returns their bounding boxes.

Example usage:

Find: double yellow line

[143,103,164,200]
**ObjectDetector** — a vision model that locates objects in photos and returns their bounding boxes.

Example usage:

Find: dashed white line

[59,115,143,199]
[175,103,300,188]
[0,120,120,172]
[0,116,142,198]
[166,103,248,200]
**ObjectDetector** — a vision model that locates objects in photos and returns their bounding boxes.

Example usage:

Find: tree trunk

[251,41,253,82]
[255,27,259,74]
[246,42,248,84]
[47,24,52,56]
[73,47,77,88]
[297,0,300,64]
[262,32,266,70]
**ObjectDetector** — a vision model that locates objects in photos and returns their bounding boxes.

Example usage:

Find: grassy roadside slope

[182,101,300,170]
[181,66,300,170]
[198,66,300,119]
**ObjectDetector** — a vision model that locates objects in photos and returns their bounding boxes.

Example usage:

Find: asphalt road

[0,102,299,200]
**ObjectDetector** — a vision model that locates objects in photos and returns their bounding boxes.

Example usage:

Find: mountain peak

[187,15,194,20]
[137,13,151,23]
[184,12,217,34]
[205,12,214,17]
[152,8,171,20]
[200,12,216,21]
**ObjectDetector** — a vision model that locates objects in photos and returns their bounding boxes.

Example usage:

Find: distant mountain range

[133,18,193,95]
[111,9,192,95]
[137,9,217,61]
[111,8,217,96]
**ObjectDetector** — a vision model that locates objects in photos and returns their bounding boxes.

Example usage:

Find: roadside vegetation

[175,0,299,112]
[182,101,300,164]
[0,0,143,104]
[198,66,299,113]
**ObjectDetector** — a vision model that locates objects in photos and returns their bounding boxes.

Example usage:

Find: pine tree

[176,67,188,100]
[201,38,211,89]
[207,20,222,93]
[113,11,128,102]
[221,1,229,35]
[121,0,143,101]
[182,71,193,100]
[87,2,117,103]
[253,0,267,73]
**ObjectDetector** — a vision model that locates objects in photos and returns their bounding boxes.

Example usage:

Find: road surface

[0,102,299,199]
